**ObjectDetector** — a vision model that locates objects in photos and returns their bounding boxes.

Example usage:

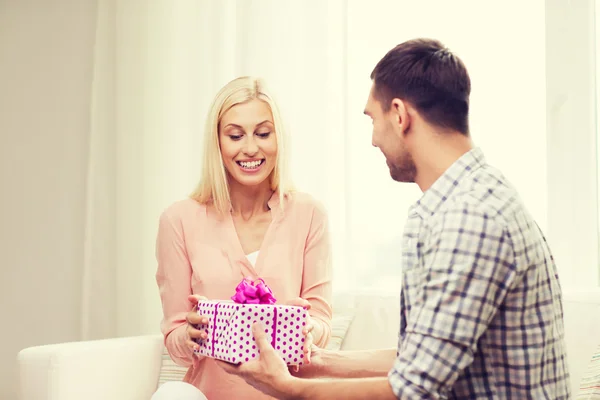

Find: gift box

[193,279,308,365]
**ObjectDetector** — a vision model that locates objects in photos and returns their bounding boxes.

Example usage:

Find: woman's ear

[391,98,411,136]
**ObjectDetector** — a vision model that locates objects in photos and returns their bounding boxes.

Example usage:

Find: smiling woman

[192,76,293,215]
[219,99,278,191]
[153,76,333,400]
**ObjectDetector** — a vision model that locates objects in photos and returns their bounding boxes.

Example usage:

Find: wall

[0,1,97,398]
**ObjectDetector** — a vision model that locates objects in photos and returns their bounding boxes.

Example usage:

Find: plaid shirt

[388,148,571,399]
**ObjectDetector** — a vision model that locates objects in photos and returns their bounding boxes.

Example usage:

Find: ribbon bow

[231,278,277,304]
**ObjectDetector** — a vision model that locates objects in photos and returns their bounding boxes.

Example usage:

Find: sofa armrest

[18,334,163,400]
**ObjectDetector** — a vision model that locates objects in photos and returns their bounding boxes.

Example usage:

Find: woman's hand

[284,297,314,366]
[185,294,208,367]
[289,344,327,379]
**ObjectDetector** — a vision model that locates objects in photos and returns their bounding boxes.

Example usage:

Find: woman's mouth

[236,159,265,172]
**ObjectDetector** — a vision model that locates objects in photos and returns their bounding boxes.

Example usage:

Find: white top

[246,250,259,266]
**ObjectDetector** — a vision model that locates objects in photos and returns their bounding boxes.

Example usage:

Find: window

[336,0,553,293]
[544,0,599,292]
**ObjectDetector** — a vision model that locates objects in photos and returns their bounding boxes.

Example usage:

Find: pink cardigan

[155,192,333,399]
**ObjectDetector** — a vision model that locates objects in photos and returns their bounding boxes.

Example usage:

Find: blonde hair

[191,76,293,214]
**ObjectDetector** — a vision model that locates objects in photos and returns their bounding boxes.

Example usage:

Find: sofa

[17,292,400,400]
[16,291,600,399]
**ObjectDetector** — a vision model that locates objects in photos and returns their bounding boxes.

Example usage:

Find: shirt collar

[267,190,280,210]
[410,147,486,218]
[227,190,288,223]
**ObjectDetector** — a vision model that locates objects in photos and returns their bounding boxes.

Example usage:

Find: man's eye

[256,132,271,138]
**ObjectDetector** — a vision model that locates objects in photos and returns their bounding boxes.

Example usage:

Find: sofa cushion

[339,292,399,351]
[324,312,355,351]
[577,344,600,399]
[157,348,188,387]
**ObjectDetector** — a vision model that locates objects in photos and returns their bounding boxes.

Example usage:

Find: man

[218,38,571,399]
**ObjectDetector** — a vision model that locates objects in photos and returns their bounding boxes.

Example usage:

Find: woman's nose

[243,137,259,155]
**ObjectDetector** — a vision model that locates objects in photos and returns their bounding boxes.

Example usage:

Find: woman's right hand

[185,294,208,366]
[289,345,328,378]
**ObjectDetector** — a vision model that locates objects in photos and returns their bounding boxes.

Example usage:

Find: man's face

[364,84,417,183]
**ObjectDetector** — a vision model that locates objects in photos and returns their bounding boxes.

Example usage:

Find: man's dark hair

[370,38,471,135]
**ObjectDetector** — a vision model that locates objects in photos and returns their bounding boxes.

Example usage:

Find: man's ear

[390,98,411,136]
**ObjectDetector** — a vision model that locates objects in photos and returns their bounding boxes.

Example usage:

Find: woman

[152,76,333,399]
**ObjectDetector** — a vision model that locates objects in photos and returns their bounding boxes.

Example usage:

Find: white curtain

[83,0,350,339]
[82,0,547,338]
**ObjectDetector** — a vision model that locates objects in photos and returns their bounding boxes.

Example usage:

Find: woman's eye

[229,134,243,141]
[256,132,271,138]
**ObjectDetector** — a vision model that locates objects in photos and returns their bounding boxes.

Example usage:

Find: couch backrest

[335,291,400,351]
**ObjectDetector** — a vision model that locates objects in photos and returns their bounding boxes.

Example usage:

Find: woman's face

[219,98,278,188]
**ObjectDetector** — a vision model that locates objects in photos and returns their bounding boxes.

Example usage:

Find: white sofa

[17,293,400,400]
[16,292,600,399]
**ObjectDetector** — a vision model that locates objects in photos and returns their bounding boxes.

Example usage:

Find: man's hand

[217,322,297,399]
[218,324,398,400]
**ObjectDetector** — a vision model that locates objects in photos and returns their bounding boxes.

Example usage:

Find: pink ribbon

[231,278,277,304]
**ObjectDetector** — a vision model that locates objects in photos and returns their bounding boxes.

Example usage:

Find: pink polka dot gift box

[193,278,308,365]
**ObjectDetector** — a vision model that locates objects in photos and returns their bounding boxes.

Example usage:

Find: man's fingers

[252,322,272,351]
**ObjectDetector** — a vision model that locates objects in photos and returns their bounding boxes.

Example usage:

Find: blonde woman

[152,77,333,400]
